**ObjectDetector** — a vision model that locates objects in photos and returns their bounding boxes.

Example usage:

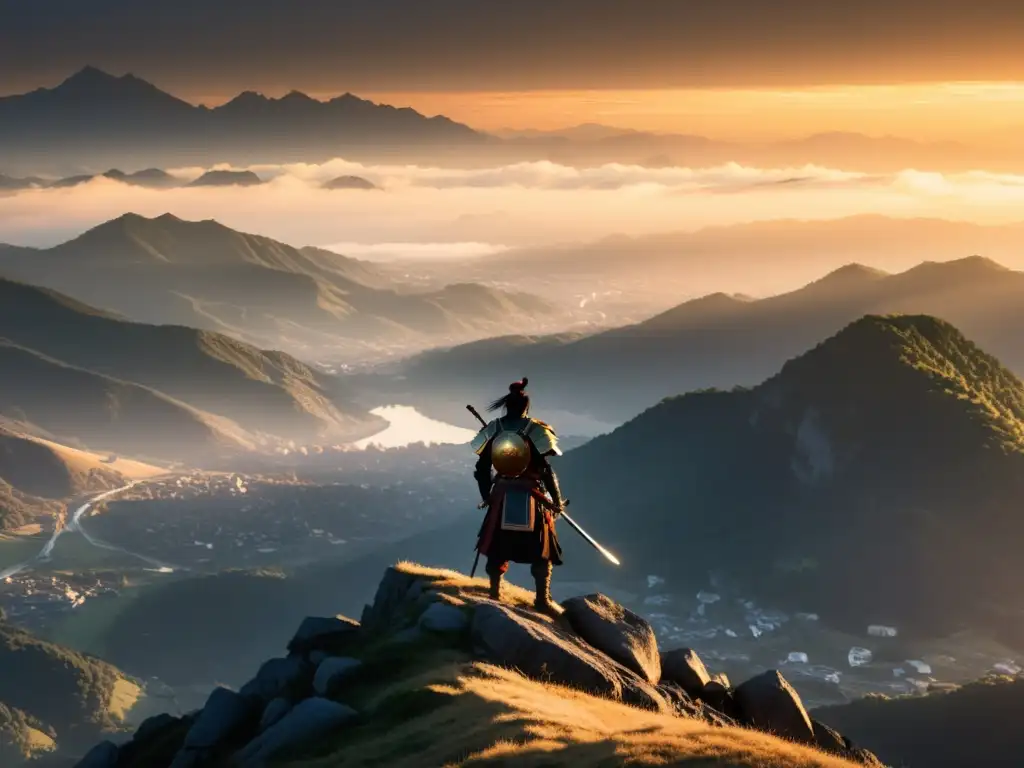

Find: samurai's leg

[485,558,508,600]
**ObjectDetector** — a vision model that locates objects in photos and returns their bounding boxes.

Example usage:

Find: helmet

[491,431,531,477]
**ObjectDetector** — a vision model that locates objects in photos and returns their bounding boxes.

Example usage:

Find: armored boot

[485,560,504,601]
[531,560,558,616]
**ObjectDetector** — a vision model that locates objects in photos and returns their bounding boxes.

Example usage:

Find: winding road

[0,482,178,580]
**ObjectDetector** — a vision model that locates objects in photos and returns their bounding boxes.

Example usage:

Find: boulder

[170,687,260,767]
[232,697,358,767]
[710,672,731,689]
[562,593,661,685]
[287,615,361,657]
[811,717,849,756]
[848,747,885,766]
[360,567,420,635]
[810,720,883,767]
[73,740,118,768]
[117,715,194,768]
[658,682,737,727]
[239,656,311,702]
[471,602,669,713]
[418,602,469,633]
[259,698,292,732]
[313,656,363,698]
[386,627,426,646]
[700,680,742,721]
[661,648,711,698]
[734,670,815,745]
[133,713,179,744]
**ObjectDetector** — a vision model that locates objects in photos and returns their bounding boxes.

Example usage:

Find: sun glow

[341,82,1024,142]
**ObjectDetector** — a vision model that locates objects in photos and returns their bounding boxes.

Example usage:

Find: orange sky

[183,82,1024,142]
[348,83,1024,140]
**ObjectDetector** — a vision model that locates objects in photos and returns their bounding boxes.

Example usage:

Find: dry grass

[27,436,168,480]
[392,560,559,615]
[280,661,860,768]
[23,726,57,756]
[107,677,143,721]
[280,560,858,767]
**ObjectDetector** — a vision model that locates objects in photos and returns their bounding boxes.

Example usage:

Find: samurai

[471,377,565,615]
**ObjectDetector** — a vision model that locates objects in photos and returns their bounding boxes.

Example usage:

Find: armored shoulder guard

[470,419,501,455]
[524,418,561,456]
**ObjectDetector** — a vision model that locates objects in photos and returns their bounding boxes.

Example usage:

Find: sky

[4,1,1024,139]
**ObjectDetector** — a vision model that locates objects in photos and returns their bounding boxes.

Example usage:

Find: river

[354,405,478,449]
[0,482,177,580]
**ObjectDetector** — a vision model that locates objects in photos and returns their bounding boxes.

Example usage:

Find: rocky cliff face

[74,563,882,768]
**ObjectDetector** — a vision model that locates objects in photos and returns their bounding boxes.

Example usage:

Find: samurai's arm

[473,445,493,502]
[539,455,564,512]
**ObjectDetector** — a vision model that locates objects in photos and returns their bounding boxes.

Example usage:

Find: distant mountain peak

[806,263,890,290]
[281,90,316,102]
[62,65,118,85]
[900,255,1011,281]
[58,65,158,94]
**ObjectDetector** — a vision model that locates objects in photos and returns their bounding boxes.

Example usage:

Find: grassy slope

[0,275,380,445]
[0,341,244,461]
[0,702,56,763]
[0,623,140,750]
[278,563,860,768]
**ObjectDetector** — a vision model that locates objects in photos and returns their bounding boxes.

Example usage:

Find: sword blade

[558,509,621,566]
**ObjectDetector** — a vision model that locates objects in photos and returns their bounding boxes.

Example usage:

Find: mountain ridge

[0,214,560,361]
[395,255,1024,421]
[555,314,1024,636]
[0,67,486,172]
[0,275,384,463]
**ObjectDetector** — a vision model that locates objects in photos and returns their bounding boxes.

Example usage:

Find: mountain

[0,621,141,761]
[0,214,560,362]
[472,215,1024,294]
[186,169,263,187]
[0,422,165,530]
[0,276,383,462]
[0,174,43,191]
[70,562,878,768]
[322,174,379,190]
[553,315,1024,639]
[0,67,486,173]
[815,675,1024,768]
[394,255,1024,421]
[45,168,178,189]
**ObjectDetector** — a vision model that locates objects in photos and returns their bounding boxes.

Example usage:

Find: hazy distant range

[3,67,1024,175]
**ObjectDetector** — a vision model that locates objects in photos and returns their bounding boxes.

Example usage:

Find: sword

[467,403,487,428]
[468,403,487,578]
[537,498,621,567]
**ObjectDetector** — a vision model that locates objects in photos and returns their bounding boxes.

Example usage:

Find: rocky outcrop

[74,564,881,768]
[735,670,816,745]
[661,647,711,698]
[471,602,669,713]
[232,698,357,767]
[561,593,661,685]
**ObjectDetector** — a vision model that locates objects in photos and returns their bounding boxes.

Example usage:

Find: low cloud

[2,159,1024,254]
